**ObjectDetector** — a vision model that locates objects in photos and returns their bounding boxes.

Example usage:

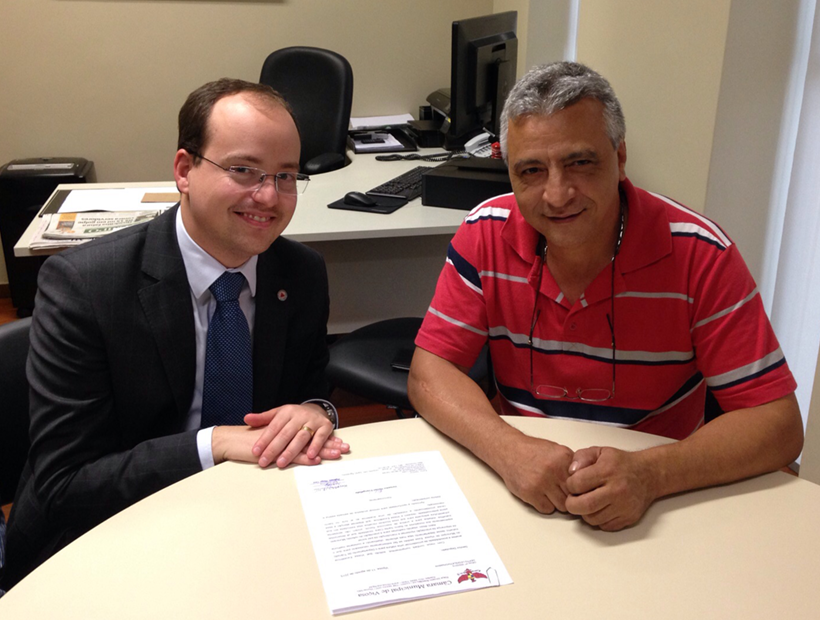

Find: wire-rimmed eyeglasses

[189,152,310,195]
[528,289,616,402]
[527,204,625,403]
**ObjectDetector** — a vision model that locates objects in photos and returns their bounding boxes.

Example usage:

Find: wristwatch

[305,399,339,429]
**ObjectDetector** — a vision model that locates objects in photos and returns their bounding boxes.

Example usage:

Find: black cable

[375,151,467,162]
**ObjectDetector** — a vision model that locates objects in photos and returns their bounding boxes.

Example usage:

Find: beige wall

[0,0,493,286]
[0,1,739,285]
[0,0,491,182]
[576,0,731,213]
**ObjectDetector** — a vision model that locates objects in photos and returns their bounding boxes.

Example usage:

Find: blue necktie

[201,271,253,427]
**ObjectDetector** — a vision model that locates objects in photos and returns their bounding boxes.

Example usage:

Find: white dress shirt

[174,209,338,469]
[175,208,258,468]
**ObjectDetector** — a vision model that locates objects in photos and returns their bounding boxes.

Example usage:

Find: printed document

[295,451,512,614]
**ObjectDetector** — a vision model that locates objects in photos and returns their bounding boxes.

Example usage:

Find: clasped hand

[564,446,658,531]
[499,439,657,531]
[212,404,349,468]
[245,403,348,468]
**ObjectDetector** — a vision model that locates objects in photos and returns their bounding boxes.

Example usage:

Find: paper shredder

[0,158,96,316]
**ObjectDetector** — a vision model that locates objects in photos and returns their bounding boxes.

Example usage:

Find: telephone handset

[464,132,493,157]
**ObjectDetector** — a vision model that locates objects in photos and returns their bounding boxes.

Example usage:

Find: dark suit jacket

[1,206,330,589]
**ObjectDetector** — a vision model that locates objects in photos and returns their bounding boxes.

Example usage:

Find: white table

[2,416,819,619]
[13,151,468,333]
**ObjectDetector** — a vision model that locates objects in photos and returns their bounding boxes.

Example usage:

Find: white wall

[801,344,820,482]
[768,0,820,460]
[704,0,804,289]
[524,0,576,69]
[493,0,577,76]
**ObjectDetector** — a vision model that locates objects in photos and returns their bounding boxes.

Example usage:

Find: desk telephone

[464,132,494,157]
[330,131,495,215]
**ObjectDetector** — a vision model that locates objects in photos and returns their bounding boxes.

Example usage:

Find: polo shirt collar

[500,195,541,264]
[501,177,672,271]
[616,177,672,274]
[500,177,673,305]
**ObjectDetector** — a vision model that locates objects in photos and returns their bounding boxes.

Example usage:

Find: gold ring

[301,425,315,437]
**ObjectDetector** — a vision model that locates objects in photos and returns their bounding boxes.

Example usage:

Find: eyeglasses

[528,256,617,402]
[190,152,310,195]
[528,295,616,402]
[528,204,625,403]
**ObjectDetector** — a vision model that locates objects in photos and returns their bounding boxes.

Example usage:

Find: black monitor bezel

[448,11,518,148]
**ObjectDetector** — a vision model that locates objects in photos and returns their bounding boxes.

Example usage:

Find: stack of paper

[295,451,512,615]
[349,114,414,131]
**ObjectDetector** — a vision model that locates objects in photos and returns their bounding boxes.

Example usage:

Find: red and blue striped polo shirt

[415,178,796,440]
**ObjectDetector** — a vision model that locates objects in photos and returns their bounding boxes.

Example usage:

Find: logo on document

[457,568,488,584]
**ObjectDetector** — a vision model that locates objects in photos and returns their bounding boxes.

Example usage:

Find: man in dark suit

[1,78,349,589]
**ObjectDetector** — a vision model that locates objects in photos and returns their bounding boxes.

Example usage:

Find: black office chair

[327,317,494,417]
[704,387,724,424]
[260,46,353,175]
[0,318,32,507]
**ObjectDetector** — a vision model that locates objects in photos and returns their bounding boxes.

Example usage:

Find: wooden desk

[12,152,467,333]
[2,417,819,619]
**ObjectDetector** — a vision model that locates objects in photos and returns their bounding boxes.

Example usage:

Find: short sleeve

[691,244,796,411]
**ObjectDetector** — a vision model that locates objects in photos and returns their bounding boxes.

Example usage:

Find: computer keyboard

[366,166,435,201]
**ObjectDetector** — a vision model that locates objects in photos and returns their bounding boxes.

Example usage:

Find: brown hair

[177,78,297,159]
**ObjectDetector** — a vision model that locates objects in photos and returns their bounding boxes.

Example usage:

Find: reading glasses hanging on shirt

[527,202,625,404]
[528,240,618,404]
[528,312,616,403]
[534,383,614,402]
[191,152,310,195]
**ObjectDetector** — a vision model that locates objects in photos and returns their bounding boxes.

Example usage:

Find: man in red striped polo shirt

[408,62,803,531]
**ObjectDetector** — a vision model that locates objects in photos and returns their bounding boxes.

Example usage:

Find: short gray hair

[499,61,625,157]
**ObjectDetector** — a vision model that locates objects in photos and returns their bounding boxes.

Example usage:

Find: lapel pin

[277,289,288,302]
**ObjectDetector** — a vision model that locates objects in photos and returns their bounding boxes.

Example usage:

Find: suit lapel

[253,246,291,411]
[137,207,197,418]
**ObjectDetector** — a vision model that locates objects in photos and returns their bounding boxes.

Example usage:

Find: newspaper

[28,210,166,251]
[42,211,163,240]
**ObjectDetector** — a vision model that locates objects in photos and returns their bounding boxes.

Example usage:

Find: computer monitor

[445,11,518,149]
